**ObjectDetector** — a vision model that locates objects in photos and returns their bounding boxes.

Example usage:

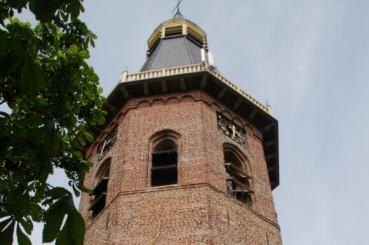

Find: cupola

[141,14,209,71]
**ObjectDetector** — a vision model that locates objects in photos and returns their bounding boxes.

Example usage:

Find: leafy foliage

[0,0,105,244]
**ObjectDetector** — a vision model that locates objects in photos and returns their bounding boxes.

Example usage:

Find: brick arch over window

[89,158,111,217]
[223,143,253,205]
[150,130,180,187]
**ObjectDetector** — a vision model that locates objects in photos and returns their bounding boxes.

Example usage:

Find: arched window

[223,145,253,204]
[89,158,111,217]
[151,138,178,187]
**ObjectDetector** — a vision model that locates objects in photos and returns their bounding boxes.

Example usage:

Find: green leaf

[77,50,89,59]
[66,211,85,245]
[30,207,42,222]
[69,0,81,20]
[34,0,66,21]
[77,160,90,172]
[97,87,103,94]
[98,113,105,125]
[20,57,46,98]
[43,214,65,243]
[0,30,7,56]
[69,44,78,55]
[89,37,95,47]
[19,218,33,235]
[82,131,94,142]
[0,111,10,120]
[0,55,23,77]
[0,218,12,232]
[37,157,52,183]
[17,224,32,245]
[74,151,83,160]
[44,190,74,219]
[57,49,64,57]
[20,59,36,98]
[27,129,46,150]
[71,183,81,197]
[28,0,36,12]
[27,114,44,127]
[84,83,94,100]
[34,183,46,202]
[80,3,85,12]
[77,183,92,194]
[44,119,54,135]
[8,0,28,12]
[84,160,93,168]
[78,133,86,145]
[34,97,49,107]
[65,50,74,57]
[12,192,30,214]
[6,186,25,204]
[0,220,15,245]
[56,210,85,245]
[55,221,69,245]
[46,187,69,199]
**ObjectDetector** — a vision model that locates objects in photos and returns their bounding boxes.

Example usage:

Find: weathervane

[172,0,183,14]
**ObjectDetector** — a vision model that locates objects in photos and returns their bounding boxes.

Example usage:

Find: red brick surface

[79,90,282,244]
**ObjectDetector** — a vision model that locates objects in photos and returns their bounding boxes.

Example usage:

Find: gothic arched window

[89,158,111,217]
[223,144,253,204]
[151,138,178,187]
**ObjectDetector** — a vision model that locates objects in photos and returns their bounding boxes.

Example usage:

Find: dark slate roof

[141,35,204,71]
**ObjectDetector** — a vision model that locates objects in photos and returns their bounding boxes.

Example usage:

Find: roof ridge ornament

[172,0,184,19]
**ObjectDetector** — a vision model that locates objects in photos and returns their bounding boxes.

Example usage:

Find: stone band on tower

[79,12,281,245]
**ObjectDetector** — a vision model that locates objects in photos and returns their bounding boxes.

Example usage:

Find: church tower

[79,11,282,245]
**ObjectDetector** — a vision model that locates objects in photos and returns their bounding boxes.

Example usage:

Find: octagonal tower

[79,13,282,245]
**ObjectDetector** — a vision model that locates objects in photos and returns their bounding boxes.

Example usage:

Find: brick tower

[79,12,282,245]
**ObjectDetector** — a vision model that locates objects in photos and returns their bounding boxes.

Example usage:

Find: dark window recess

[151,150,178,186]
[89,159,110,217]
[89,177,108,217]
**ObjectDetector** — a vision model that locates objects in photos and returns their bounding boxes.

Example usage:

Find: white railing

[120,63,271,114]
[122,64,204,82]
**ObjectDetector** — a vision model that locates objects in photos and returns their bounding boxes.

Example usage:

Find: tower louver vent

[165,25,183,36]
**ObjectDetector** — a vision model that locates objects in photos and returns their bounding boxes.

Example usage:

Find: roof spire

[172,0,184,19]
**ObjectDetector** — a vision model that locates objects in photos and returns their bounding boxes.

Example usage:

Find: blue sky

[7,1,369,244]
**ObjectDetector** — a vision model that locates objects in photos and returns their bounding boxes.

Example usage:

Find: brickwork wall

[79,90,281,244]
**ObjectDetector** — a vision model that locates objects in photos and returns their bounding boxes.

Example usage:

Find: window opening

[224,150,253,204]
[89,159,111,217]
[151,139,178,186]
